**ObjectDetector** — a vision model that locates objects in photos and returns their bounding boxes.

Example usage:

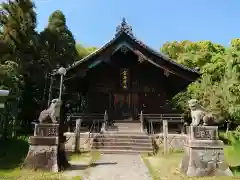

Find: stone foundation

[152,133,187,150]
[64,132,95,152]
[180,126,233,177]
[23,124,60,172]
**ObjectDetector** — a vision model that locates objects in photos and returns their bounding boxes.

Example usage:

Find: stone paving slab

[63,159,91,179]
[84,154,152,180]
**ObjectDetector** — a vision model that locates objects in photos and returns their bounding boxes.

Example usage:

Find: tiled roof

[64,18,200,75]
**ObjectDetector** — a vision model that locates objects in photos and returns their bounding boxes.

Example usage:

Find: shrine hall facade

[51,19,200,120]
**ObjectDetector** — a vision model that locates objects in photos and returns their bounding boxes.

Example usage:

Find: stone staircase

[91,121,153,154]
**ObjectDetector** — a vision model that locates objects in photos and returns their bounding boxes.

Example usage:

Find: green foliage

[0,0,38,137]
[0,1,95,138]
[0,136,29,170]
[76,44,97,59]
[40,10,78,68]
[0,137,65,179]
[162,40,240,125]
[230,38,240,51]
[0,61,23,91]
[1,0,239,140]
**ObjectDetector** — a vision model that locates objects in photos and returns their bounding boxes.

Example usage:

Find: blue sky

[34,0,240,50]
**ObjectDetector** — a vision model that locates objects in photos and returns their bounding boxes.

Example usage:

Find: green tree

[0,0,40,135]
[230,38,240,51]
[165,39,240,126]
[76,43,98,59]
[40,10,78,69]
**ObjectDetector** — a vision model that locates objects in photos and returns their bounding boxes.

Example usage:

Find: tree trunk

[58,99,70,170]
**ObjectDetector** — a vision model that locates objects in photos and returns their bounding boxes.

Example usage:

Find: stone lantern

[0,90,9,109]
[0,90,9,138]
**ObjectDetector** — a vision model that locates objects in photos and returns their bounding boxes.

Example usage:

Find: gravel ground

[83,154,152,180]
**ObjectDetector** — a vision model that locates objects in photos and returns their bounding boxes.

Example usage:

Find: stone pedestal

[180,126,233,176]
[23,124,59,172]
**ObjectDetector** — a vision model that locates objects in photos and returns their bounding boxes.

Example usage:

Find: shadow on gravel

[66,162,118,171]
[90,162,118,167]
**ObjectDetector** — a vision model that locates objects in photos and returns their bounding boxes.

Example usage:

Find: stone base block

[23,136,59,172]
[64,132,94,152]
[180,142,233,176]
[186,139,224,148]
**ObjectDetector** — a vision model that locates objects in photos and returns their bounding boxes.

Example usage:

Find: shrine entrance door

[112,92,139,120]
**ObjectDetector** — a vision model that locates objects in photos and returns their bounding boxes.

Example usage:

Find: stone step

[113,126,140,128]
[114,124,141,127]
[114,123,141,125]
[110,127,141,131]
[101,132,148,136]
[110,128,139,131]
[101,134,151,139]
[92,141,152,147]
[79,128,89,132]
[94,137,152,143]
[104,131,146,135]
[113,121,140,124]
[108,125,140,127]
[92,149,153,154]
[108,126,140,128]
[109,123,141,127]
[92,145,153,151]
[107,129,142,132]
[107,131,143,133]
[116,123,139,124]
[92,127,153,154]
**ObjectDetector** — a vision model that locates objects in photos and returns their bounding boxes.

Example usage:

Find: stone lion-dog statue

[188,99,216,126]
[38,99,62,124]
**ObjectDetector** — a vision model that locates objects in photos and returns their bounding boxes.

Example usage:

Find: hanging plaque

[120,68,129,89]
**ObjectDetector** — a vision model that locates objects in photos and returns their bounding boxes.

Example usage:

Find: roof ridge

[123,32,200,74]
[66,32,122,71]
[60,19,200,77]
[115,18,133,36]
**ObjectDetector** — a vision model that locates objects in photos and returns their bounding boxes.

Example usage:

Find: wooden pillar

[34,123,37,136]
[101,110,108,132]
[47,75,54,106]
[140,110,144,132]
[66,115,71,132]
[75,119,82,152]
[105,110,108,130]
[163,120,168,155]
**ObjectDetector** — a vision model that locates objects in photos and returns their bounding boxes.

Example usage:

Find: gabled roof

[55,18,200,80]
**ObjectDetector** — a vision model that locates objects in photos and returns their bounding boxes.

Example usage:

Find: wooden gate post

[140,110,144,132]
[75,119,82,152]
[163,120,168,155]
[67,115,71,132]
[101,110,108,132]
[104,110,108,130]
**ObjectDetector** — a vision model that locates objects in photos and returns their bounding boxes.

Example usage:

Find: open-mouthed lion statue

[188,99,216,126]
[38,99,62,124]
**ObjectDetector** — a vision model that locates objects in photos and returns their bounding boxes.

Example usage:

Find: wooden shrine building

[51,18,200,121]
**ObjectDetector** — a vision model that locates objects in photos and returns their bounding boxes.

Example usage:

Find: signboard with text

[193,126,217,140]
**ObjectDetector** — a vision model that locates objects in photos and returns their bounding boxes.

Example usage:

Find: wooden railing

[139,112,184,134]
[67,118,101,152]
[66,111,108,133]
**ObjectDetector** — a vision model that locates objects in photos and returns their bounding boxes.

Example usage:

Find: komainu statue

[188,99,215,126]
[38,99,62,124]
